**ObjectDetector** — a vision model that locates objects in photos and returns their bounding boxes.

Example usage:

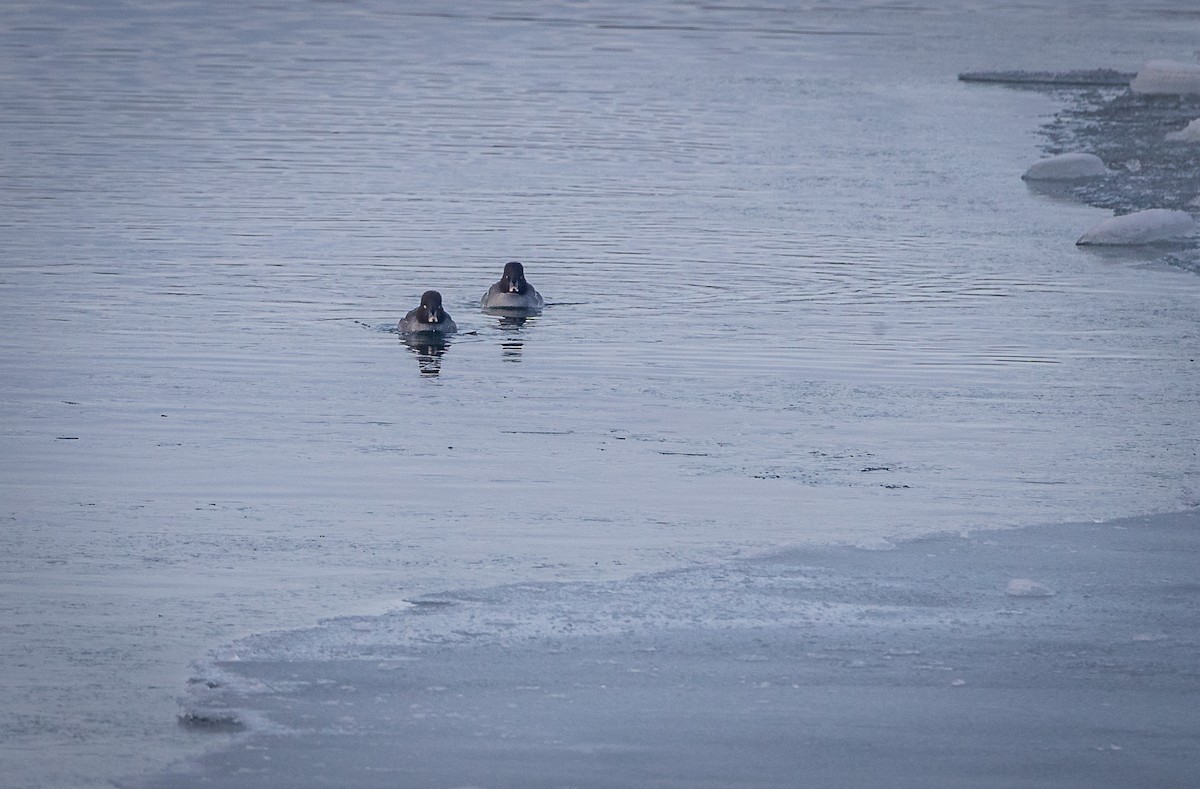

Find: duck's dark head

[500,261,528,294]
[419,290,446,323]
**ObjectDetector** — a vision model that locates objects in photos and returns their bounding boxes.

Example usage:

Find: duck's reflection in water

[402,334,452,377]
[487,310,538,363]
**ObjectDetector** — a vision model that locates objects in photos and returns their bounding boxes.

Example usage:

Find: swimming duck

[480,261,544,310]
[398,290,458,334]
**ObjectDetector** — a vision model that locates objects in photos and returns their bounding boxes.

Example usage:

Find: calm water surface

[2,1,1199,787]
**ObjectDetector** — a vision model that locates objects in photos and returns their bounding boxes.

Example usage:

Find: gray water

[2,2,1199,787]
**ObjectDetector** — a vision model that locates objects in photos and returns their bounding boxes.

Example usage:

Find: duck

[398,290,458,334]
[480,261,544,310]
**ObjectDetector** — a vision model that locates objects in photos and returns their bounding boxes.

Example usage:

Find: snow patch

[1076,209,1197,246]
[1130,60,1200,96]
[1022,152,1108,181]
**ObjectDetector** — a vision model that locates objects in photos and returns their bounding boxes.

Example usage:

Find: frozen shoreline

[1032,81,1200,269]
[139,508,1200,789]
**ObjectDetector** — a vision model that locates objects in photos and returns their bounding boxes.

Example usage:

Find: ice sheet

[141,510,1200,789]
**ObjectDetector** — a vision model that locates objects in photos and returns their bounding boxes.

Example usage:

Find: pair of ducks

[398,261,544,334]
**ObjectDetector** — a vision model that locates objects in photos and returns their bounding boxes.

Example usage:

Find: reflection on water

[487,309,541,363]
[1023,178,1094,203]
[402,334,452,377]
[500,338,524,362]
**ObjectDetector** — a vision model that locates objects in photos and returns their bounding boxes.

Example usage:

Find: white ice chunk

[1022,152,1108,181]
[1076,209,1197,246]
[1166,118,1200,143]
[1130,60,1200,96]
[1005,578,1055,597]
